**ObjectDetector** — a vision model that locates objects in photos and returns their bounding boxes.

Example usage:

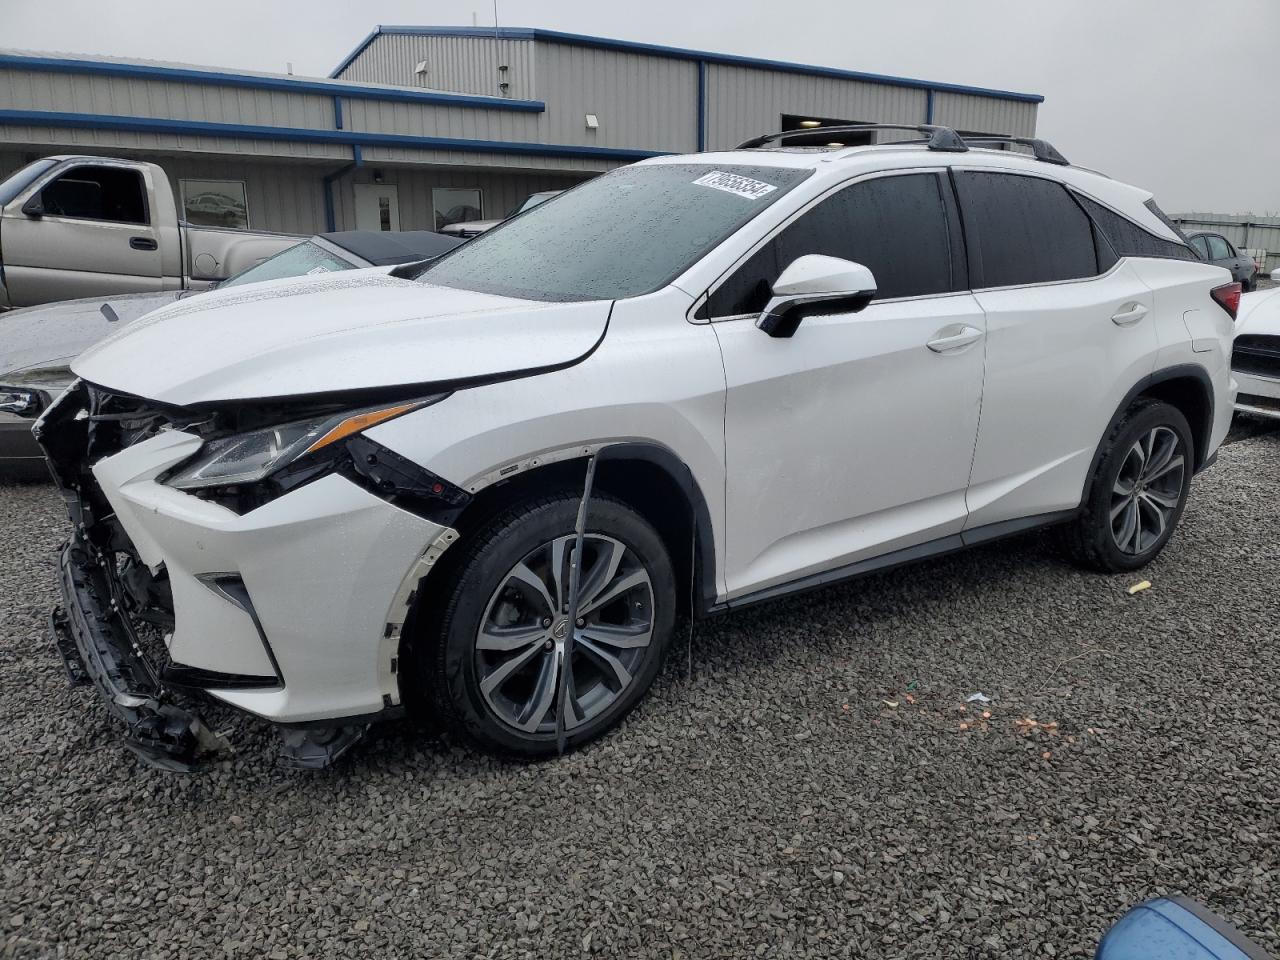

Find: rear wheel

[425,492,675,757]
[1062,399,1194,573]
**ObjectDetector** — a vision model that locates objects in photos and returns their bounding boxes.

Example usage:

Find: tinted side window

[704,239,778,317]
[1074,194,1198,262]
[703,173,955,317]
[41,165,148,224]
[955,172,1097,287]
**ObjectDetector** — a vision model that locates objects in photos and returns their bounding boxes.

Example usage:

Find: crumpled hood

[72,272,611,406]
[0,290,182,383]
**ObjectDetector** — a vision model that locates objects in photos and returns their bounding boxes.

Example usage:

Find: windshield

[0,158,58,206]
[219,240,356,289]
[421,163,811,302]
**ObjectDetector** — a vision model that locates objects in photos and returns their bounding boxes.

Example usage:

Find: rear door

[714,170,987,599]
[1,162,162,306]
[955,170,1159,529]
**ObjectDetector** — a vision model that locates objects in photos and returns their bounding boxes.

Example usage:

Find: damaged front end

[36,382,403,772]
[38,381,230,771]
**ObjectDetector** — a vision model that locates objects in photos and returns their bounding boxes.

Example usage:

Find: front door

[353,183,400,232]
[1,162,162,306]
[713,171,986,600]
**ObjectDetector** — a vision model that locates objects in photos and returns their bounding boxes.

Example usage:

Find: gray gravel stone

[1,425,1279,959]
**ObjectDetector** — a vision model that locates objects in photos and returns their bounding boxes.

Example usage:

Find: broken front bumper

[52,535,396,771]
[52,537,228,771]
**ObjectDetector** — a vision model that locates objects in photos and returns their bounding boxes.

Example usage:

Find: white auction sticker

[692,170,778,200]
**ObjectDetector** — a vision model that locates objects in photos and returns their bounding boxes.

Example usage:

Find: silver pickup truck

[0,156,300,308]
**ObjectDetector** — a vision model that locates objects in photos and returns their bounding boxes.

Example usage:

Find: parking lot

[0,421,1276,959]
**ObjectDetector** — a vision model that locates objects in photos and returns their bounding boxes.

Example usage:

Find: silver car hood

[72,272,611,406]
[0,290,183,383]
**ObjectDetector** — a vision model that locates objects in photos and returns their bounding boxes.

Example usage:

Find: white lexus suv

[38,125,1239,770]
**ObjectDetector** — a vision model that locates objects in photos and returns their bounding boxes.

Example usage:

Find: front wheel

[424,492,675,757]
[1062,399,1194,573]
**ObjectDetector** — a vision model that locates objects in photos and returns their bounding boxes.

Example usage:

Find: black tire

[1061,399,1194,573]
[422,491,675,757]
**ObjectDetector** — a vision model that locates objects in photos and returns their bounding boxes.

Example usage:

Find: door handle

[129,236,157,251]
[1110,302,1148,326]
[926,325,984,353]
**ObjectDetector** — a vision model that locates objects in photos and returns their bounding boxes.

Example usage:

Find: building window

[433,187,482,230]
[180,179,249,229]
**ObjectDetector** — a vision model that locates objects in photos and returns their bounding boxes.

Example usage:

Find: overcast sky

[6,0,1277,214]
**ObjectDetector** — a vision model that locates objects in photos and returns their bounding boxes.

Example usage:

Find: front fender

[366,301,728,601]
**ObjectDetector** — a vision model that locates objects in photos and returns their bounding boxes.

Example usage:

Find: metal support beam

[696,60,707,152]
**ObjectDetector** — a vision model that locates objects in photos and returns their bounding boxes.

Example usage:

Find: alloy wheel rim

[1110,426,1185,555]
[475,534,654,734]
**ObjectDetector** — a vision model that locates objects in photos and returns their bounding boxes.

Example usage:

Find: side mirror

[20,194,44,218]
[757,255,877,338]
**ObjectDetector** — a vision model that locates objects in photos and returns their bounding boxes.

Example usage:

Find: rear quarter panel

[1128,257,1237,458]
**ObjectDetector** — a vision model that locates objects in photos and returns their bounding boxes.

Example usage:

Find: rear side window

[1207,235,1232,260]
[702,172,957,317]
[1189,235,1210,259]
[1073,194,1198,262]
[955,172,1097,288]
[39,165,148,224]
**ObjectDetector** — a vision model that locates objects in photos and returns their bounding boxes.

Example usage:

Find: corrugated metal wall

[930,91,1036,136]
[0,39,1043,240]
[703,64,929,151]
[340,99,542,146]
[534,41,697,152]
[159,156,327,234]
[332,166,589,232]
[335,33,536,101]
[0,66,343,159]
[357,142,620,174]
[0,121,350,163]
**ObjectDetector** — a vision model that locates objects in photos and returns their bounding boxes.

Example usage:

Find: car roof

[319,230,464,265]
[637,143,1175,243]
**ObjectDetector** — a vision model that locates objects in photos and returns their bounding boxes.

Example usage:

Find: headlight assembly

[165,400,427,491]
[161,395,470,524]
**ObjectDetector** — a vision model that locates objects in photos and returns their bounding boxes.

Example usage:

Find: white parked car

[1231,269,1280,419]
[38,125,1239,770]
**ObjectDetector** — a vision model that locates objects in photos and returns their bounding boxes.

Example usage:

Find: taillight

[1210,281,1241,320]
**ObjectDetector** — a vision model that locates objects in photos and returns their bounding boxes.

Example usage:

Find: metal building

[0,27,1042,236]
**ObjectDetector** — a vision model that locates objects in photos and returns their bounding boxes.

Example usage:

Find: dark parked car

[1187,231,1258,290]
[0,230,463,477]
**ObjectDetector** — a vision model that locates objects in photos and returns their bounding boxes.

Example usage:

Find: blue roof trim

[332,25,1044,104]
[0,108,664,161]
[0,53,545,113]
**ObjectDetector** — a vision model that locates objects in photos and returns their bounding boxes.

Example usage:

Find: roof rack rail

[961,136,1069,165]
[735,123,968,153]
[734,125,1070,166]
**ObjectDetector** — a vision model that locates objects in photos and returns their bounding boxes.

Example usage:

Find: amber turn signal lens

[304,401,422,455]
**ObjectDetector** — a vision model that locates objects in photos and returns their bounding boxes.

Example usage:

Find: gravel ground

[3,428,1280,959]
